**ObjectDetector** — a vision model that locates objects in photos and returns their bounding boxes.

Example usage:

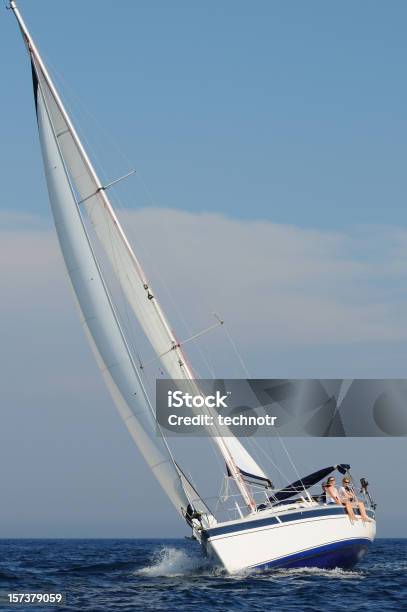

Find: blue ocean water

[0,539,405,612]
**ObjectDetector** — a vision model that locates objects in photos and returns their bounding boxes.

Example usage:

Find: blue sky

[3,0,407,228]
[1,1,407,538]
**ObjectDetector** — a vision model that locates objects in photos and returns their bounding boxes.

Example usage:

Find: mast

[10,0,257,512]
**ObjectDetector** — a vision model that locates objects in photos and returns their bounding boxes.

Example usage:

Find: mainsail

[11,0,269,513]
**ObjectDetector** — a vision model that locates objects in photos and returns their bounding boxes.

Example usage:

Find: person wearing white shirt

[325,476,356,522]
[339,476,370,522]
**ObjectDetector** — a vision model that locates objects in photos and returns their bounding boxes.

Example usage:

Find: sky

[1,1,406,537]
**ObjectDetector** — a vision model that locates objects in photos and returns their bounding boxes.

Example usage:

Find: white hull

[199,505,376,573]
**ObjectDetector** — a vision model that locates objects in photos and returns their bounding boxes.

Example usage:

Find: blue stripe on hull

[253,538,371,571]
[203,507,375,541]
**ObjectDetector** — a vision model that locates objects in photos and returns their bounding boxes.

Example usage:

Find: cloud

[2,208,407,367]
[118,208,407,347]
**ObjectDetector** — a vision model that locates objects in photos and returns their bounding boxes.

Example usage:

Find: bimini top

[272,464,351,502]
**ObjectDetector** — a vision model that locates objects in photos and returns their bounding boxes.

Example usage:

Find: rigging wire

[221,322,252,379]
[246,436,291,486]
[216,319,307,493]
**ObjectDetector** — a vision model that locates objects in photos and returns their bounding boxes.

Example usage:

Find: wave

[136,546,213,578]
[136,547,367,581]
[260,566,365,580]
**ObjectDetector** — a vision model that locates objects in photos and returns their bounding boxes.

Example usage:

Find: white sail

[32,56,190,517]
[12,0,268,509]
[29,53,269,490]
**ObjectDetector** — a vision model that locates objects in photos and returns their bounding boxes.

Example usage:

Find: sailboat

[10,1,376,573]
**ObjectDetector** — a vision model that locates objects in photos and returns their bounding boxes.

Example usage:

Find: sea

[0,538,405,612]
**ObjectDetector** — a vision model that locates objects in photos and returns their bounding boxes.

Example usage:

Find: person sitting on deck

[339,476,370,522]
[325,476,356,522]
